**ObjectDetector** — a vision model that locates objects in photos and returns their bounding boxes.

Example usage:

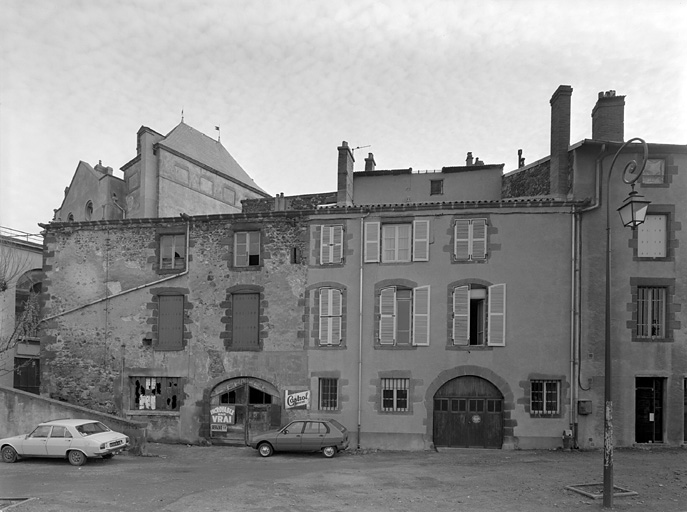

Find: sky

[1,0,685,235]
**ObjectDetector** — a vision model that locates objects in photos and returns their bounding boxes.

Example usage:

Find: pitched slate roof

[158,122,266,194]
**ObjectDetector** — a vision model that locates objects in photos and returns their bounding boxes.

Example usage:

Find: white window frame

[637,214,667,258]
[234,231,260,267]
[379,285,430,346]
[454,218,487,261]
[160,233,186,270]
[451,284,506,346]
[319,288,342,346]
[320,225,344,264]
[364,220,430,263]
[530,380,560,415]
[381,378,409,412]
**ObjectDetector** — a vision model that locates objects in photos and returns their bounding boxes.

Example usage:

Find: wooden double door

[433,376,503,449]
[210,377,281,445]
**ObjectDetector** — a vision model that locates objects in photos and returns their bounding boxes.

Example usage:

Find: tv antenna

[351,145,371,154]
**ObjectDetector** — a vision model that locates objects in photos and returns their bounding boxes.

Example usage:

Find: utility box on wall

[578,399,592,415]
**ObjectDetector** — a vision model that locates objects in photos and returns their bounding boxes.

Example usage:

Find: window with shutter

[320,225,343,264]
[450,283,506,347]
[453,218,488,261]
[319,288,342,345]
[232,292,260,348]
[638,214,667,258]
[157,295,184,350]
[235,231,260,267]
[381,378,409,412]
[368,220,431,263]
[641,159,665,185]
[378,285,431,346]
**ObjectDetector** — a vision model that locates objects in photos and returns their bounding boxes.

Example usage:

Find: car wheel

[102,453,114,460]
[258,443,273,457]
[322,446,337,458]
[1,446,18,463]
[68,450,87,466]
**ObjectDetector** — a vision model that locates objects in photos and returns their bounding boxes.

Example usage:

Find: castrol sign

[285,390,310,409]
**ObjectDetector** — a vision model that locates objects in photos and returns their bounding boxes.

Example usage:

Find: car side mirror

[282,429,288,434]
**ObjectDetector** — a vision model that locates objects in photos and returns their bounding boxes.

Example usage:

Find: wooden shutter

[412,285,430,346]
[413,220,430,261]
[331,225,343,263]
[454,220,470,260]
[158,295,184,350]
[638,214,666,258]
[232,293,260,348]
[235,232,248,267]
[320,225,332,264]
[471,219,487,260]
[319,288,342,345]
[379,287,396,344]
[452,286,469,345]
[364,222,380,262]
[487,283,506,346]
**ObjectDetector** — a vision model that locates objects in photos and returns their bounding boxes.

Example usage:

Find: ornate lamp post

[603,137,650,508]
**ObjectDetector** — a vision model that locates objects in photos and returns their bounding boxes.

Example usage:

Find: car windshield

[75,422,111,436]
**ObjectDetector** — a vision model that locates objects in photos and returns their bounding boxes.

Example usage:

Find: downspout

[357,214,369,449]
[571,143,606,448]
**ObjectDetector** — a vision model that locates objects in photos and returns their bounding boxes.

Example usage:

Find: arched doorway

[209,377,281,445]
[433,376,503,448]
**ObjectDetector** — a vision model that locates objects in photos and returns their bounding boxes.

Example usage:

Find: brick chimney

[550,85,573,197]
[592,90,625,142]
[337,141,355,206]
[364,153,376,172]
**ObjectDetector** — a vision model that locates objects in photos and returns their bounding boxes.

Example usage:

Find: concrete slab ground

[1,444,685,511]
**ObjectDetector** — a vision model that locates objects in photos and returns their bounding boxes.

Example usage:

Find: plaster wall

[353,166,503,205]
[576,149,687,448]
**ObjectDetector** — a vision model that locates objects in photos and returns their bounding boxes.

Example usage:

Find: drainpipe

[357,214,368,449]
[571,143,606,447]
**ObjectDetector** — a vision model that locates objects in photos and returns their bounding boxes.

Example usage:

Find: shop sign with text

[285,390,310,409]
[210,405,235,432]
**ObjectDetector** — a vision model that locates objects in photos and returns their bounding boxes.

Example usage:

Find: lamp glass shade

[617,192,651,229]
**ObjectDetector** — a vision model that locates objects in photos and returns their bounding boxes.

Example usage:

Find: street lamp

[603,137,649,508]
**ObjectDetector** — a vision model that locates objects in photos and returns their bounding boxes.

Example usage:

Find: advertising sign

[211,405,235,432]
[285,390,310,409]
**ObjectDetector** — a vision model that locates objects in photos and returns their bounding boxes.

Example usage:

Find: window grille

[637,287,666,338]
[319,378,338,410]
[381,378,409,412]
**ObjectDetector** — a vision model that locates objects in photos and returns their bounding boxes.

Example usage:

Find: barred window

[637,287,666,338]
[132,377,180,411]
[381,378,409,412]
[319,378,338,411]
[530,380,559,415]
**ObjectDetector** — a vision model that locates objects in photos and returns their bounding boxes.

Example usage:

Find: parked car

[0,419,130,466]
[249,419,349,458]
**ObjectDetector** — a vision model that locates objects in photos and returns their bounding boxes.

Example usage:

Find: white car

[0,419,130,466]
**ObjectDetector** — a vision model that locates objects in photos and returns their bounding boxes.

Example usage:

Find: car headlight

[100,443,107,450]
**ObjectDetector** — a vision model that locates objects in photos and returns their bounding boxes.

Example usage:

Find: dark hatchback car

[249,419,349,458]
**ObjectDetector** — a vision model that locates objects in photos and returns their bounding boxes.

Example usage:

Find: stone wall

[501,160,550,198]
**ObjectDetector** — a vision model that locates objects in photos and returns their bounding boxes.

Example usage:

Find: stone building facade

[38,86,687,450]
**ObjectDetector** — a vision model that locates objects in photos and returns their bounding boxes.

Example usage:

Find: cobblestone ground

[1,444,685,511]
